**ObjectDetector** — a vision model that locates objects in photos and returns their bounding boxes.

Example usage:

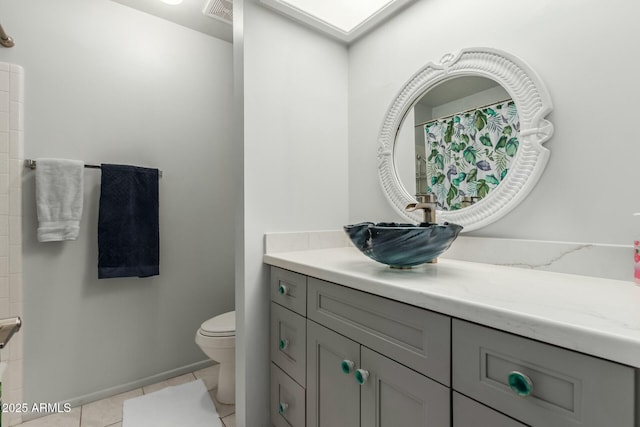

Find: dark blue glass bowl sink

[344,222,463,268]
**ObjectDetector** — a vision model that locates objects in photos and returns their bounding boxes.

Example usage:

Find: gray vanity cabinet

[269,265,638,427]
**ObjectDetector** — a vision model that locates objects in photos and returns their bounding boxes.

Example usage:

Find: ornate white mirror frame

[378,47,554,232]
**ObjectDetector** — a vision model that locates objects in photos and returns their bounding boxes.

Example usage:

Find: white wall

[0,0,235,406]
[236,1,349,425]
[349,0,640,245]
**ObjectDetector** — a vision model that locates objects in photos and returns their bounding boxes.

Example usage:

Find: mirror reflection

[396,76,520,211]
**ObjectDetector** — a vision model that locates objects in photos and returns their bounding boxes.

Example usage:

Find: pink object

[635,240,640,284]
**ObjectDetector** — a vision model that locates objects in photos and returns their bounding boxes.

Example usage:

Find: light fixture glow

[280,0,394,32]
[160,0,183,5]
[260,0,414,42]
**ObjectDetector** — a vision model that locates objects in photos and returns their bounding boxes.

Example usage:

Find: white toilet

[195,310,236,404]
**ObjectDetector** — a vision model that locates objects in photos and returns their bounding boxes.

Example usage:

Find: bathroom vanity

[261,45,639,427]
[265,247,640,427]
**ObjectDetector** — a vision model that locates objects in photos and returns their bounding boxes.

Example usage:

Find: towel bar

[25,159,163,178]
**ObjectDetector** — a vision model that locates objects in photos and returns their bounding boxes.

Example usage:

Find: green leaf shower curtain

[424,100,520,210]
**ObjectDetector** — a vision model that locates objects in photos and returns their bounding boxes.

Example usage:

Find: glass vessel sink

[344,222,463,268]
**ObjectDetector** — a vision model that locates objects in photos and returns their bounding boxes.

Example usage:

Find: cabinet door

[360,347,450,427]
[307,320,360,427]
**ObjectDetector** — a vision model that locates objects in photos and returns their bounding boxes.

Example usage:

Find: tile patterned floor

[15,365,236,427]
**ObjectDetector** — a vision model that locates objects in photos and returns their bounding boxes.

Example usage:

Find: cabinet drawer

[452,319,635,427]
[271,267,307,316]
[307,277,451,386]
[271,363,305,427]
[270,302,306,387]
[453,392,526,427]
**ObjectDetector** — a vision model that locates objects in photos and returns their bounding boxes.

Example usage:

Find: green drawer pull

[355,369,369,385]
[508,371,533,397]
[278,284,288,295]
[279,339,289,351]
[278,402,288,416]
[341,359,355,374]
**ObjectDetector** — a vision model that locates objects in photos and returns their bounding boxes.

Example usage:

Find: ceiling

[259,0,416,43]
[111,0,415,44]
[111,0,233,43]
[417,77,502,108]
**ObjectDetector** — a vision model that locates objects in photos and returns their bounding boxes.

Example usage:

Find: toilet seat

[199,311,235,338]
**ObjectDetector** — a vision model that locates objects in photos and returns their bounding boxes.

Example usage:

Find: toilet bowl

[195,310,235,404]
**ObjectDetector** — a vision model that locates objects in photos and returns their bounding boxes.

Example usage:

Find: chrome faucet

[406,194,437,224]
[406,194,439,264]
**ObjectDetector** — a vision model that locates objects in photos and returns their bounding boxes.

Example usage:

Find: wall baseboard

[21,359,216,422]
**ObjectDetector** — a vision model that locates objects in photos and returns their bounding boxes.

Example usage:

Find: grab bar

[0,23,14,48]
[0,317,21,349]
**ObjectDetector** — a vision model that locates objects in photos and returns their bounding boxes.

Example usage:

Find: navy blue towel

[98,164,159,279]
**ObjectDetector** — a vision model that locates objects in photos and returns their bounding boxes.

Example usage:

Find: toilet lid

[200,311,235,337]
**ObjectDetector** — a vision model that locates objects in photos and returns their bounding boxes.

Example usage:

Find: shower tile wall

[0,62,24,427]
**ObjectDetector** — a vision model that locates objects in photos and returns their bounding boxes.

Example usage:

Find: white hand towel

[35,158,84,242]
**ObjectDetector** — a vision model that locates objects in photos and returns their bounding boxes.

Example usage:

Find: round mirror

[378,48,554,232]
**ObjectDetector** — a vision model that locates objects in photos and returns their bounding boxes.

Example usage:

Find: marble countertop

[264,247,640,368]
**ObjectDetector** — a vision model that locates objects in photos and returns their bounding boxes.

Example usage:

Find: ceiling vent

[203,0,233,25]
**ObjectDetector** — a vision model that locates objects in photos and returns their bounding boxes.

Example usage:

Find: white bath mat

[123,379,222,427]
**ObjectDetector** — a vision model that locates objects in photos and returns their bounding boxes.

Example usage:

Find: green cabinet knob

[278,402,288,416]
[341,359,355,374]
[508,371,533,397]
[355,368,369,385]
[278,284,288,295]
[279,339,289,350]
